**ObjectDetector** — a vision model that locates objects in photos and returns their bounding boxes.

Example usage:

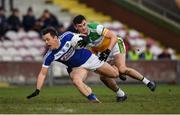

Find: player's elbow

[109,32,117,43]
[112,33,118,42]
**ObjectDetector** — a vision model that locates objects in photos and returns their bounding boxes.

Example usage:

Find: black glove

[99,49,111,61]
[26,89,40,99]
[77,36,89,48]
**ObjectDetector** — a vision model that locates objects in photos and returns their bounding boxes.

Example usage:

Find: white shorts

[80,54,104,71]
[107,37,126,61]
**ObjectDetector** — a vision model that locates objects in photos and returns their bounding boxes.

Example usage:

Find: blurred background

[0,0,180,87]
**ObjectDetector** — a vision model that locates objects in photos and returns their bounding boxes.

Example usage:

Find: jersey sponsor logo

[62,49,66,52]
[54,42,71,60]
[60,46,75,61]
[53,41,75,61]
[65,42,70,47]
[54,51,63,60]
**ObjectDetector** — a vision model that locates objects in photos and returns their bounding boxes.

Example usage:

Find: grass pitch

[0,84,180,114]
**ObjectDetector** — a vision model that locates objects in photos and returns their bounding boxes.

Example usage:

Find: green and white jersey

[86,22,126,54]
[87,23,106,47]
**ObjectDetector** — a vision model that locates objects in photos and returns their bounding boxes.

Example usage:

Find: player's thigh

[70,67,88,81]
[109,38,126,67]
[96,62,119,78]
[114,53,126,67]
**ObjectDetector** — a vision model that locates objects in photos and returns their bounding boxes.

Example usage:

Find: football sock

[116,88,125,97]
[142,77,150,85]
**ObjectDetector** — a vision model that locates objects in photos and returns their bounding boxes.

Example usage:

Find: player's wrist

[36,89,40,91]
[105,49,111,54]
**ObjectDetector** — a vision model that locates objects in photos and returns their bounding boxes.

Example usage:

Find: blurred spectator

[7,8,21,31]
[0,7,8,37]
[128,46,140,60]
[35,9,65,35]
[22,7,36,31]
[57,24,65,35]
[40,9,61,29]
[139,44,153,60]
[158,48,171,60]
[123,31,131,56]
[33,18,44,34]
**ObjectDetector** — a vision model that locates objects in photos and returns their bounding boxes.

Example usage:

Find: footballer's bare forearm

[104,30,117,50]
[108,35,117,50]
[36,67,48,90]
[36,73,46,90]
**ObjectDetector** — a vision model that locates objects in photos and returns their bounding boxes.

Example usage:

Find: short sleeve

[96,24,104,35]
[42,52,54,68]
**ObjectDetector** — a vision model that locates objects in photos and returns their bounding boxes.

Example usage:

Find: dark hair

[73,14,86,25]
[41,27,58,37]
[27,7,33,12]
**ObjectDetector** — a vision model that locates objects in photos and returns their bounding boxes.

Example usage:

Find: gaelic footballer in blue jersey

[27,27,120,103]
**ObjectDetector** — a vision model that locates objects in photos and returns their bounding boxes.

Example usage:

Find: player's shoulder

[59,31,74,40]
[44,50,53,59]
[88,22,104,32]
[43,50,55,64]
[88,22,100,29]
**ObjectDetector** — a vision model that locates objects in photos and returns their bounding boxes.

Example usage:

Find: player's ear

[73,24,78,30]
[54,35,58,40]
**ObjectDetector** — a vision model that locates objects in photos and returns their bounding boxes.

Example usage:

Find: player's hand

[77,36,89,48]
[99,49,111,61]
[26,89,40,99]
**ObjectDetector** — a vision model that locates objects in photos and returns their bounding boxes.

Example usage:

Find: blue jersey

[43,31,92,69]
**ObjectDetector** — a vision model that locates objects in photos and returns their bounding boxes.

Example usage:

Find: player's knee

[118,66,128,74]
[72,78,82,86]
[110,70,119,78]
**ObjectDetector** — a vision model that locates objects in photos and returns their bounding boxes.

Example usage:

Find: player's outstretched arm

[26,67,48,99]
[104,29,117,50]
[98,30,117,61]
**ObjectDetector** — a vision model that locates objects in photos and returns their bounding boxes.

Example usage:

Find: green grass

[0,84,180,114]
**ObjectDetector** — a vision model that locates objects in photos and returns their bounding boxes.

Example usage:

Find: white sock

[142,77,150,85]
[116,88,125,97]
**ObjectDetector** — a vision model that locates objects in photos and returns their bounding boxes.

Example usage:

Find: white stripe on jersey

[43,50,52,65]
[59,31,74,40]
[54,41,72,60]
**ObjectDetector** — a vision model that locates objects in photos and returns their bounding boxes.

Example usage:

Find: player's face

[43,33,59,50]
[74,20,88,35]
